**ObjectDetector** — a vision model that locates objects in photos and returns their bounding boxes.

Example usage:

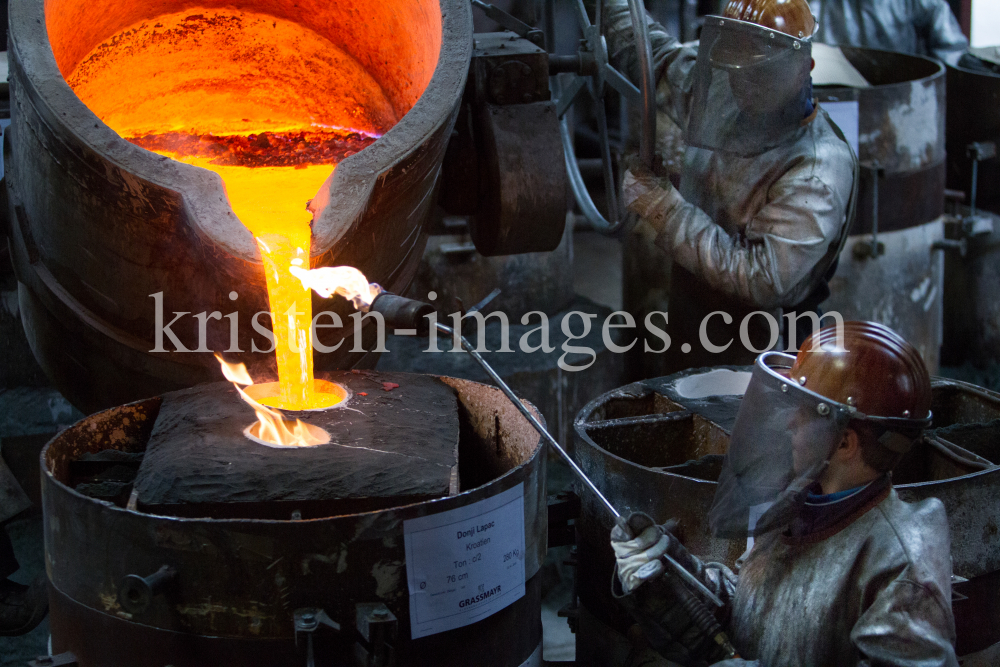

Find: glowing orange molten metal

[62,8,406,420]
[216,355,331,448]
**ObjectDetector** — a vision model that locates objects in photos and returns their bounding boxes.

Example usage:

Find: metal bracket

[470,0,545,46]
[354,603,398,667]
[964,141,997,240]
[118,565,177,614]
[294,607,341,667]
[932,238,968,257]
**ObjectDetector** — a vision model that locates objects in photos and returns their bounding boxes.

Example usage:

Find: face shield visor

[708,352,853,539]
[684,17,813,157]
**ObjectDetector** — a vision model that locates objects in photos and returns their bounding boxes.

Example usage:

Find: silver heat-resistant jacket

[809,0,968,66]
[714,489,958,667]
[606,3,855,367]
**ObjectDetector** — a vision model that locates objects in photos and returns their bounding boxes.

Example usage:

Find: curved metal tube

[626,0,657,169]
[561,115,610,230]
[555,0,657,235]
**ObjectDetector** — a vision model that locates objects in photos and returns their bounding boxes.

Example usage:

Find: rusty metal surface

[825,219,945,373]
[6,0,472,413]
[42,377,545,666]
[572,369,1000,660]
[946,64,1000,215]
[439,32,568,257]
[819,47,945,173]
[942,210,1000,366]
[470,100,567,256]
[49,579,543,667]
[572,373,746,645]
[816,47,945,235]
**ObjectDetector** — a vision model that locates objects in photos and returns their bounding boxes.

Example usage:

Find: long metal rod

[436,322,619,519]
[435,321,723,607]
[971,157,980,219]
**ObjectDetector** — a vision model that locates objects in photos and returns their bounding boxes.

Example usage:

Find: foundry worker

[808,0,969,67]
[606,0,856,371]
[611,321,958,666]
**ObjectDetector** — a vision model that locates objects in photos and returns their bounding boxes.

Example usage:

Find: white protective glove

[611,523,670,593]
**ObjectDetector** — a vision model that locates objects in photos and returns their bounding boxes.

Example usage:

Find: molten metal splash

[215,355,330,448]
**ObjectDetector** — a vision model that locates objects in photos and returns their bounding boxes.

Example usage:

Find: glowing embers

[128,130,375,168]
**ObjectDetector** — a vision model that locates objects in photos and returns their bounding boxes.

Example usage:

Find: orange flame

[214,355,330,448]
[289,265,383,309]
[217,354,255,386]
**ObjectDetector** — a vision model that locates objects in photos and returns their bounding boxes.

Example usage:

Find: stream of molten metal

[64,9,396,441]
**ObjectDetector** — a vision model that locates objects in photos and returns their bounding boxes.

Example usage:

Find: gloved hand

[611,516,669,593]
[622,158,684,237]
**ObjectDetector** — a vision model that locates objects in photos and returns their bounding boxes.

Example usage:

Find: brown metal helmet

[722,0,817,39]
[790,321,932,424]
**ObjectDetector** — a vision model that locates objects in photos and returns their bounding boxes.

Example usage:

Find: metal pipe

[626,0,657,169]
[870,160,880,258]
[971,157,979,219]
[544,0,556,53]
[435,321,620,520]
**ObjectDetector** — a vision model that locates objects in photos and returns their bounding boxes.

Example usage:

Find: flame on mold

[216,355,334,448]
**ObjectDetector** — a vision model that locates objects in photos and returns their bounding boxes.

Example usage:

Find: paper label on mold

[404,483,526,639]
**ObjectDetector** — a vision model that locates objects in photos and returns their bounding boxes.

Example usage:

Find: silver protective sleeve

[810,0,968,66]
[730,492,958,666]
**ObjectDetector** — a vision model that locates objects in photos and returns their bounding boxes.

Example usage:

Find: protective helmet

[709,321,932,539]
[686,0,815,155]
[793,321,932,427]
[722,0,817,40]
[710,0,816,72]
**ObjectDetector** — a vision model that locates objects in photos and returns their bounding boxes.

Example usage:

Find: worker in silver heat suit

[607,0,856,373]
[611,321,958,666]
[808,0,969,66]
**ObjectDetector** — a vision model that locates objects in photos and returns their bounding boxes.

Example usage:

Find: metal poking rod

[434,321,724,608]
[435,321,619,519]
